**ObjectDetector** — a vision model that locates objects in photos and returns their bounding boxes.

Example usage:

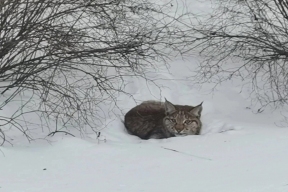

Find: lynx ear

[189,102,203,117]
[164,98,176,115]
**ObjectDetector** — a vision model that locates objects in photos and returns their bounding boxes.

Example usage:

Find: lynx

[124,99,203,139]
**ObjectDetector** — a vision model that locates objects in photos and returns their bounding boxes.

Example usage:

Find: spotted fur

[124,99,203,139]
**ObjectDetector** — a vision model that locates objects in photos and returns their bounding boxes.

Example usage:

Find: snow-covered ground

[2,1,288,192]
[2,55,288,192]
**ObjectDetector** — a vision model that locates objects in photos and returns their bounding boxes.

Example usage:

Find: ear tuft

[164,98,176,115]
[189,102,203,117]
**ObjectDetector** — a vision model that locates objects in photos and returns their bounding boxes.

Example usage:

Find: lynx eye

[170,118,176,123]
[184,120,192,124]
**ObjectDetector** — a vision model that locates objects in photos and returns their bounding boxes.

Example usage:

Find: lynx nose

[175,127,183,133]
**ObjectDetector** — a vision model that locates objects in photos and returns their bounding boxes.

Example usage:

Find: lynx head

[163,99,203,136]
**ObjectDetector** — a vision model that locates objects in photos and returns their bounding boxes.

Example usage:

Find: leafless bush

[0,0,194,145]
[187,0,288,109]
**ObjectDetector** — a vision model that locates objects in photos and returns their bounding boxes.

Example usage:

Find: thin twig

[47,131,75,137]
[161,147,212,161]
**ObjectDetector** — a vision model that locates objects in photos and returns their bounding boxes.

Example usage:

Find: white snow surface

[2,56,288,192]
[2,1,288,192]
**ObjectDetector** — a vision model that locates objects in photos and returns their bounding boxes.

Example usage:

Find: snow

[2,1,288,192]
[2,55,288,192]
[2,123,288,192]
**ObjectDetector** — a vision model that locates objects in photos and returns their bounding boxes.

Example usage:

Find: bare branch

[188,0,288,108]
[0,0,196,144]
